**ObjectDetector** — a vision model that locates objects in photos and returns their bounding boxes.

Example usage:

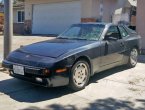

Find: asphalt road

[0,56,145,110]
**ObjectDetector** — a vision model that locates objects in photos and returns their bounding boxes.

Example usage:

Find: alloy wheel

[73,63,89,87]
[130,48,138,66]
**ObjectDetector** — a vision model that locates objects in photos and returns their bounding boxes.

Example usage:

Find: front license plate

[13,65,24,75]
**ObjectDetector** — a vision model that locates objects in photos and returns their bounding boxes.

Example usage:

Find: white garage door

[32,1,81,35]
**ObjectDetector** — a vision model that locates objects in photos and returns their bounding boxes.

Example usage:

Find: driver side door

[100,26,125,67]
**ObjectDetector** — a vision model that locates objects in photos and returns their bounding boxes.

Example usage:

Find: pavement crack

[73,93,93,102]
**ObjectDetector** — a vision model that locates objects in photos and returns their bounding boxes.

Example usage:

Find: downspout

[99,0,103,22]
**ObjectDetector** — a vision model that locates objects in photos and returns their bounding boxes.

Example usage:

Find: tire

[127,48,138,68]
[69,60,90,91]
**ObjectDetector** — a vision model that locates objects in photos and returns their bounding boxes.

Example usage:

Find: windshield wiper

[68,37,88,40]
[57,37,70,39]
[58,37,88,40]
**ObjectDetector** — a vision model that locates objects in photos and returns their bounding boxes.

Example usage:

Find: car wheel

[69,60,90,91]
[127,48,138,68]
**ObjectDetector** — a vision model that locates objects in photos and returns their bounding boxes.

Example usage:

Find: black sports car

[2,23,141,91]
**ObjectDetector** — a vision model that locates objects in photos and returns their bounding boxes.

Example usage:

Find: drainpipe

[99,0,103,22]
[4,0,13,59]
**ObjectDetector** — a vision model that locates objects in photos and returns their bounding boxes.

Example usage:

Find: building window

[17,11,24,23]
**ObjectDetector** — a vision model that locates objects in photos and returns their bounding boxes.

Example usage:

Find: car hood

[19,38,96,58]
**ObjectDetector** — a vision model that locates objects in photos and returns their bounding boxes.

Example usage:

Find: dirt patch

[128,77,145,85]
[128,87,140,92]
[128,77,145,95]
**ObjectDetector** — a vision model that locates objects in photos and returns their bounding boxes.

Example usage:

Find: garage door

[32,1,81,35]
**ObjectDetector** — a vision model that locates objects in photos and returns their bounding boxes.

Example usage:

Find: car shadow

[90,65,129,83]
[0,78,73,103]
[0,66,129,103]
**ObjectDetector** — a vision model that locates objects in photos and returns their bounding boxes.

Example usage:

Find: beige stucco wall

[137,0,145,49]
[103,0,117,22]
[81,0,93,18]
[13,9,17,23]
[25,0,131,34]
[13,7,25,34]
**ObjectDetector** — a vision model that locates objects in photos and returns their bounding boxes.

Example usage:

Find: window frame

[17,10,24,23]
[105,25,121,40]
[118,26,129,38]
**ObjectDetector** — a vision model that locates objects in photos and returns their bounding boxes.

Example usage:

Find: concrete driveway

[0,56,145,110]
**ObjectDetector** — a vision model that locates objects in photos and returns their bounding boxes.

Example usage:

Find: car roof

[73,22,117,28]
[76,22,113,26]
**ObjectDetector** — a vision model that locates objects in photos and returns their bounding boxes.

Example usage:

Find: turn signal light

[56,68,67,73]
[43,69,50,75]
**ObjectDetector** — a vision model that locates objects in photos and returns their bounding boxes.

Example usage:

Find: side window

[118,26,129,38]
[105,26,120,40]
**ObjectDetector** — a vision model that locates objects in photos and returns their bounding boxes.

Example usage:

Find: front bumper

[2,60,70,87]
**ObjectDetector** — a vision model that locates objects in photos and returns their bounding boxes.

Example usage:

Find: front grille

[25,67,41,75]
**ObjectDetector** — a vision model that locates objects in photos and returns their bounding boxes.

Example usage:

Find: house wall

[13,23,24,34]
[102,0,117,22]
[24,0,125,34]
[13,8,24,34]
[25,0,78,34]
[13,8,18,23]
[79,0,127,22]
[137,0,145,50]
[25,0,76,20]
[81,0,94,18]
[25,0,126,22]
[112,0,132,24]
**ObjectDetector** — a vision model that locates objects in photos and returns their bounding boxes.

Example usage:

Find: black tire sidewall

[69,60,90,91]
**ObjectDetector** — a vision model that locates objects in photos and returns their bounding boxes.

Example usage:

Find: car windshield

[58,24,105,40]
